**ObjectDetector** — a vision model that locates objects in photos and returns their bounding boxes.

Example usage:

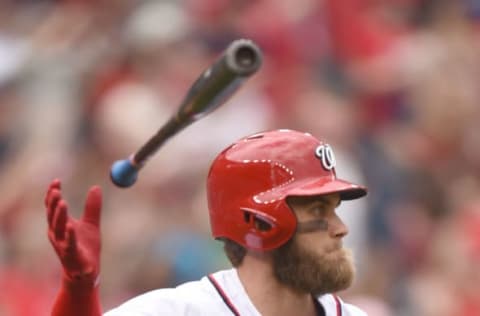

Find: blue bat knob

[110,159,139,188]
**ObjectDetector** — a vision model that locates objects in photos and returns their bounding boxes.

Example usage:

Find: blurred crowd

[0,0,479,315]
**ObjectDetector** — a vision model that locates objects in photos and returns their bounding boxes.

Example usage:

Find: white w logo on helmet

[315,144,336,171]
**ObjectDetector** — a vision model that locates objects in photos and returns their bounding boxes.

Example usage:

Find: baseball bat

[110,39,263,188]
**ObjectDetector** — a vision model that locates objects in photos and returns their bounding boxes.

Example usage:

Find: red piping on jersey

[333,294,342,316]
[207,274,241,316]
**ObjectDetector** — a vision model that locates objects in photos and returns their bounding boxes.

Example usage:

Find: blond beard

[272,237,356,295]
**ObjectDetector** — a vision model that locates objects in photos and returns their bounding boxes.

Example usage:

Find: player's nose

[330,214,349,238]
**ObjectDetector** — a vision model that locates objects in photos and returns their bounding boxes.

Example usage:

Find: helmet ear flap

[242,209,276,232]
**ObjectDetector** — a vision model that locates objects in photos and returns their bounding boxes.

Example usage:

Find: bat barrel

[225,39,263,76]
[175,39,262,122]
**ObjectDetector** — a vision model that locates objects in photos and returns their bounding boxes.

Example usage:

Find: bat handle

[110,156,140,188]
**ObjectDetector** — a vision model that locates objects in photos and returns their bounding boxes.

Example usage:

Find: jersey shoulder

[317,294,368,316]
[338,296,368,316]
[104,276,223,316]
[343,303,368,316]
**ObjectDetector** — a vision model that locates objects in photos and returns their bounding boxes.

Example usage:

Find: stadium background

[0,0,479,315]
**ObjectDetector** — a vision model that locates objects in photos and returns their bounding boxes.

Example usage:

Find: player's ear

[253,217,272,232]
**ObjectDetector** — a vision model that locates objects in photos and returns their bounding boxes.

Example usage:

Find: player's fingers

[46,189,62,227]
[82,186,102,227]
[53,200,68,241]
[45,179,61,207]
[65,223,77,253]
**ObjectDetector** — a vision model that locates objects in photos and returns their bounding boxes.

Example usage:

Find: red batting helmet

[207,129,367,251]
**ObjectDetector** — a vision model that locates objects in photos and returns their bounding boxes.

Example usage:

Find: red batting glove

[45,179,103,316]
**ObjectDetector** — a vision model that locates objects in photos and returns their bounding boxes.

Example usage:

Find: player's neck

[237,255,318,316]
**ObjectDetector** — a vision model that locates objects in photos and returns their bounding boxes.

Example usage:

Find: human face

[272,193,355,295]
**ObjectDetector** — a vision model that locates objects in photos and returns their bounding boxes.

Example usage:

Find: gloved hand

[46,179,103,316]
[45,179,102,285]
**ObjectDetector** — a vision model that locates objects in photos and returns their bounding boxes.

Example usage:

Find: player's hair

[222,238,247,267]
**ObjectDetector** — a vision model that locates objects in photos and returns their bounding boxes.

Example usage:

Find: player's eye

[309,204,327,217]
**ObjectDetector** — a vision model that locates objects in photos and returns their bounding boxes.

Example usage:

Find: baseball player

[45,129,368,316]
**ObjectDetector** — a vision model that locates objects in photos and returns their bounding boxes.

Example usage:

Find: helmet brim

[285,178,367,201]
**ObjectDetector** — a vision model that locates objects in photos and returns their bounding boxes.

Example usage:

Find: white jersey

[105,268,366,316]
